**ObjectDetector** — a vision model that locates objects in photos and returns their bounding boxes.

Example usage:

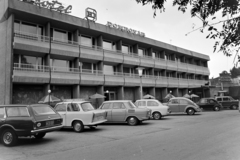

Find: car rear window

[101,103,111,109]
[81,103,94,112]
[124,102,136,109]
[0,107,5,118]
[32,106,56,115]
[6,107,29,117]
[137,101,146,106]
[147,101,158,106]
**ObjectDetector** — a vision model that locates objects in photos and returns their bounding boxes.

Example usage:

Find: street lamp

[48,89,51,105]
[136,67,144,99]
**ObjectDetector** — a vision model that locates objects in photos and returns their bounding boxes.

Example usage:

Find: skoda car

[0,104,62,147]
[197,98,223,111]
[99,100,151,125]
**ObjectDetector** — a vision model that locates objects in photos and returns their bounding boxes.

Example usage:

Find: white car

[135,99,170,120]
[54,100,107,132]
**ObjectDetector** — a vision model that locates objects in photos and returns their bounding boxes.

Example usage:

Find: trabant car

[0,104,63,147]
[54,100,107,132]
[135,99,170,120]
[99,100,151,126]
[196,98,223,111]
[166,97,201,115]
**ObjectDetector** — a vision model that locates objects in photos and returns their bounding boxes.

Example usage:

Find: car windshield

[125,101,137,109]
[32,106,56,115]
[81,102,95,112]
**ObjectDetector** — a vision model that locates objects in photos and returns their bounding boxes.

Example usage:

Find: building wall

[124,87,135,101]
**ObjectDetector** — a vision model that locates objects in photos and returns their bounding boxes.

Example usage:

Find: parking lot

[1,110,240,160]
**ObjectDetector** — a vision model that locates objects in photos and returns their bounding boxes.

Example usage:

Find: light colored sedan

[54,100,107,132]
[166,97,201,115]
[99,100,151,126]
[135,99,170,120]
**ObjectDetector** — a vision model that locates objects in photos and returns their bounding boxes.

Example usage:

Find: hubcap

[215,107,219,111]
[3,132,13,145]
[188,109,194,114]
[154,113,160,119]
[129,118,136,125]
[75,123,81,131]
[232,106,237,109]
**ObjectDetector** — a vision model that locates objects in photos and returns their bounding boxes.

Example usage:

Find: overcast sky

[61,0,235,78]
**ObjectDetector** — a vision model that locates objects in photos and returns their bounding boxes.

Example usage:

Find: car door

[101,103,112,121]
[111,102,126,122]
[199,98,208,109]
[178,99,190,112]
[168,99,179,112]
[55,103,67,126]
[0,107,6,126]
[66,103,81,126]
[208,99,216,109]
[222,97,230,107]
[147,100,159,111]
[136,100,146,108]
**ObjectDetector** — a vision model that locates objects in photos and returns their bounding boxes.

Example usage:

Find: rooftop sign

[20,0,72,14]
[107,22,145,37]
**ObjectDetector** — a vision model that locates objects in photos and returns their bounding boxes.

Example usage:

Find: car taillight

[92,113,95,122]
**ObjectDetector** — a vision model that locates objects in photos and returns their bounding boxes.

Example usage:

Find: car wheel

[34,133,46,139]
[73,121,84,132]
[127,117,138,126]
[153,112,162,120]
[1,129,18,147]
[231,105,238,110]
[213,106,220,111]
[186,108,195,115]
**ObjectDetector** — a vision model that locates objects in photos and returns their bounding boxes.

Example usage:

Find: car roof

[136,99,158,101]
[59,101,90,104]
[103,100,132,103]
[0,104,28,107]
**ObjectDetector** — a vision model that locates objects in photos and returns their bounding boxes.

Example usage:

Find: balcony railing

[14,31,209,70]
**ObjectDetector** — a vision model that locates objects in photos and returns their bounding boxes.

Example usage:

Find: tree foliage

[230,66,240,78]
[135,0,240,64]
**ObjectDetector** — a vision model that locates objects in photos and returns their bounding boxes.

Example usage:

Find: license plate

[46,120,54,126]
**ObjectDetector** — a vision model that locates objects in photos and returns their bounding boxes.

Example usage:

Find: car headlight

[37,122,41,127]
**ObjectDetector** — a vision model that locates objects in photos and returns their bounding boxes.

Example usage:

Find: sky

[60,0,235,78]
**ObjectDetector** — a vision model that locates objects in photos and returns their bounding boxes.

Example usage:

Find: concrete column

[45,22,50,37]
[147,47,153,57]
[117,86,124,100]
[73,30,79,42]
[150,68,154,76]
[149,87,155,97]
[160,50,165,59]
[97,35,103,48]
[133,44,138,54]
[116,40,122,51]
[43,84,51,96]
[97,61,103,71]
[73,85,80,98]
[173,88,179,97]
[135,86,141,101]
[161,88,168,100]
[117,63,123,73]
[0,11,14,104]
[97,85,104,106]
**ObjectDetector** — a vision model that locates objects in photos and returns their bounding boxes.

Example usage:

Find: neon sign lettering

[107,21,145,37]
[20,0,72,14]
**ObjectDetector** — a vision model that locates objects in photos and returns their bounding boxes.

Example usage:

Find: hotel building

[0,0,210,105]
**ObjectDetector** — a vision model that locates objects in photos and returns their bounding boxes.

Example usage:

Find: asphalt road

[1,110,240,160]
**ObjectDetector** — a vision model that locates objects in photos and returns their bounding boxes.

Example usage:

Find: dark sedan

[197,98,223,111]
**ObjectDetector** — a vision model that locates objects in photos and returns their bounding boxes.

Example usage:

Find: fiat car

[0,104,62,147]
[99,100,151,125]
[54,100,107,132]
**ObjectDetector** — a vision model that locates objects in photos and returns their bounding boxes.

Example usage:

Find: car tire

[73,121,84,133]
[186,108,195,115]
[213,106,220,111]
[153,112,162,120]
[1,129,18,147]
[127,117,138,126]
[231,105,238,110]
[34,133,46,139]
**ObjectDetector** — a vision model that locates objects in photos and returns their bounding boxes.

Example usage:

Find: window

[104,65,115,75]
[200,99,207,104]
[147,101,158,107]
[179,99,189,105]
[14,21,20,32]
[55,104,66,112]
[72,103,80,111]
[21,22,37,35]
[101,103,111,109]
[32,106,55,115]
[51,59,69,72]
[122,45,129,54]
[0,108,5,118]
[53,29,67,42]
[79,35,92,46]
[209,100,215,104]
[216,98,222,101]
[138,101,146,106]
[81,103,94,112]
[103,40,113,50]
[169,99,178,104]
[7,107,29,117]
[124,102,136,109]
[138,49,144,57]
[152,51,156,59]
[223,97,229,101]
[112,102,125,109]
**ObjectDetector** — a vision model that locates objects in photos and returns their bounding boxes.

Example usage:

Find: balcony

[155,76,168,87]
[124,73,141,86]
[140,55,155,68]
[167,60,178,71]
[187,64,196,73]
[80,69,104,85]
[178,78,189,88]
[154,58,167,69]
[168,77,179,87]
[141,75,156,87]
[177,62,188,72]
[104,72,124,86]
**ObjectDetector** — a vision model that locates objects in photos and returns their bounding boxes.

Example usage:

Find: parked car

[165,97,201,115]
[215,96,239,110]
[98,100,151,126]
[54,100,107,132]
[196,98,223,111]
[0,104,63,147]
[135,99,170,120]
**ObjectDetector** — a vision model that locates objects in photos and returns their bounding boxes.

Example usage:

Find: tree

[230,66,240,78]
[135,0,240,64]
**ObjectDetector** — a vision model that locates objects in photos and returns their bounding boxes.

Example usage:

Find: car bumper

[139,116,151,121]
[31,125,63,134]
[85,119,108,126]
[196,108,202,112]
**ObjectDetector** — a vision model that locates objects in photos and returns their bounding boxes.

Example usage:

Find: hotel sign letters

[20,0,72,14]
[107,22,145,37]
